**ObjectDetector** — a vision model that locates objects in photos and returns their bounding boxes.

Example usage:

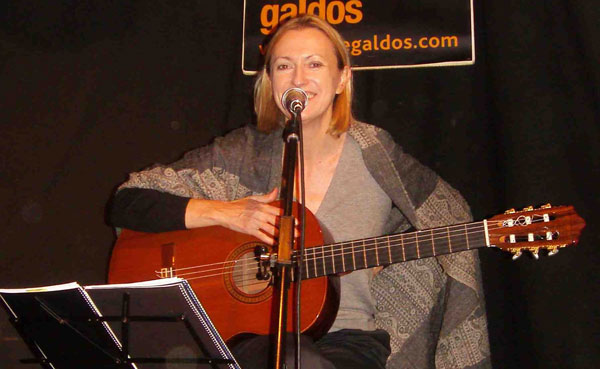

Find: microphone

[281,88,308,114]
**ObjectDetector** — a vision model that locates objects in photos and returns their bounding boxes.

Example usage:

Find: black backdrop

[1,2,598,368]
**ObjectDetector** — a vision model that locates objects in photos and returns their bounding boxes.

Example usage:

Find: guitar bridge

[157,267,174,278]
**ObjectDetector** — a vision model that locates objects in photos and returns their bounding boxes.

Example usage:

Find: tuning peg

[523,206,534,211]
[541,203,552,209]
[505,208,516,214]
[530,249,539,260]
[511,250,522,260]
[548,248,559,256]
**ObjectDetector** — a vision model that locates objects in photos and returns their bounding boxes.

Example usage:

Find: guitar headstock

[487,204,585,260]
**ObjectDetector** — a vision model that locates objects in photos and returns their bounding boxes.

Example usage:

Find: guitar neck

[297,221,488,280]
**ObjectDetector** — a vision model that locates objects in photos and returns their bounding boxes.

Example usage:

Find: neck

[301,118,343,162]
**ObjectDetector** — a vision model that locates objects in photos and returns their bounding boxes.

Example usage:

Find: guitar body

[108,206,338,343]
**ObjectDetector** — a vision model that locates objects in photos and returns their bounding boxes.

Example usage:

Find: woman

[109,15,490,369]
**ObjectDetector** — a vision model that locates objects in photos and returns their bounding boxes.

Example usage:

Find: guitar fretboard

[295,221,488,280]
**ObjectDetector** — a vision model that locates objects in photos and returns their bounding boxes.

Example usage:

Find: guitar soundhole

[232,250,270,294]
[225,242,273,303]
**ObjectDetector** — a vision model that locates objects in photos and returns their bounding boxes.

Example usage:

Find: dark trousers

[231,329,391,369]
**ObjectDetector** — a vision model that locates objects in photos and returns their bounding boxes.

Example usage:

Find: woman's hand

[185,188,282,244]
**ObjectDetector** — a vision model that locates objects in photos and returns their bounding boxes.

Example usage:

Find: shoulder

[179,124,281,164]
[347,121,398,152]
[349,121,441,210]
[215,124,280,148]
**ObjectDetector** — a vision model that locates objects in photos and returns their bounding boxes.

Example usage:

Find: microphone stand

[273,107,302,369]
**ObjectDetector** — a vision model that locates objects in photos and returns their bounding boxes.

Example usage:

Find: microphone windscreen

[281,88,308,113]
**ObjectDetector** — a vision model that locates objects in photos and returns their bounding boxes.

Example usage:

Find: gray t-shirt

[315,135,392,332]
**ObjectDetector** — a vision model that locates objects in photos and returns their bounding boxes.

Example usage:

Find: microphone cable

[294,109,307,369]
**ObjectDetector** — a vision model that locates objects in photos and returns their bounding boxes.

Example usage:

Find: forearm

[108,188,230,232]
[109,187,281,245]
[184,198,231,228]
[108,188,189,232]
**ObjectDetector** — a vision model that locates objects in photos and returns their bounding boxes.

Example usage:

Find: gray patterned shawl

[119,122,491,369]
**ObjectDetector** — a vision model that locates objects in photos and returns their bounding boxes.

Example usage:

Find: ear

[336,66,351,94]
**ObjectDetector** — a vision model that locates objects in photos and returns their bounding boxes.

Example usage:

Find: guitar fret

[351,242,356,270]
[340,243,346,272]
[322,246,327,276]
[401,234,406,261]
[430,229,436,256]
[415,232,420,259]
[362,240,368,268]
[374,238,380,265]
[464,224,470,250]
[447,227,453,253]
[312,247,318,278]
[322,245,327,275]
[330,244,336,274]
[387,235,392,264]
[304,249,310,279]
[366,239,377,268]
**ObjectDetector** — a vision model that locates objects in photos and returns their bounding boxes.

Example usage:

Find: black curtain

[1,2,598,368]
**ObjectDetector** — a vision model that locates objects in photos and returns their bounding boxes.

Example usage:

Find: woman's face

[269,28,349,128]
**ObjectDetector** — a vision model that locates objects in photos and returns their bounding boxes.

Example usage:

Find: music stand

[0,278,240,369]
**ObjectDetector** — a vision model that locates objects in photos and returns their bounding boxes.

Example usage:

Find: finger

[241,208,277,228]
[253,229,275,245]
[258,223,278,238]
[251,187,279,203]
[253,203,283,218]
[267,187,279,200]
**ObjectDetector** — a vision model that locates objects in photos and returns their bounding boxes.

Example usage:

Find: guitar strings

[165,228,480,283]
[193,232,489,285]
[182,229,482,287]
[179,228,494,287]
[177,221,491,276]
[161,220,522,281]
[161,229,486,283]
[158,217,548,285]
[160,222,489,278]
[188,231,484,287]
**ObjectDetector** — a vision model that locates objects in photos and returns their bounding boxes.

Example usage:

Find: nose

[292,65,307,87]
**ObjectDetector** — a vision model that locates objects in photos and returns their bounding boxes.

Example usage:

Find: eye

[275,63,291,71]
[309,61,323,68]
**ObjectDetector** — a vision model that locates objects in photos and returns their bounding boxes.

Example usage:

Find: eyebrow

[272,54,324,63]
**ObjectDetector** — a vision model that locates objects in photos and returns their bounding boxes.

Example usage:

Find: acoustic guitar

[108,203,585,342]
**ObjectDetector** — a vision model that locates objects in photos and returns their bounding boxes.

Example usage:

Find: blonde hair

[254,15,353,136]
